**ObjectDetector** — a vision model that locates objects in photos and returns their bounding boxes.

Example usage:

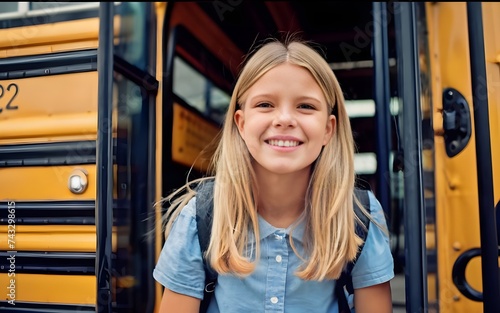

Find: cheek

[309,123,330,144]
[241,116,262,136]
[240,120,265,155]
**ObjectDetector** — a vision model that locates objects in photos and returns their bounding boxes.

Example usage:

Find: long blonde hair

[162,38,366,281]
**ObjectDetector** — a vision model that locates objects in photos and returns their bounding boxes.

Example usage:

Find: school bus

[0,2,498,313]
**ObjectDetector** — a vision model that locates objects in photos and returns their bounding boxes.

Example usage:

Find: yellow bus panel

[482,2,500,216]
[0,71,98,145]
[0,225,117,252]
[0,112,98,144]
[0,72,97,119]
[426,2,484,312]
[0,16,122,58]
[0,165,96,200]
[0,273,95,304]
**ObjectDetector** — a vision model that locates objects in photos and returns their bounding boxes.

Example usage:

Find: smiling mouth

[266,139,302,147]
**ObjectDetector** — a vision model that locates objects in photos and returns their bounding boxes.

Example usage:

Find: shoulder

[161,196,198,245]
[159,196,199,252]
[153,196,206,299]
[366,190,387,225]
[174,196,198,221]
[355,188,386,223]
[351,191,394,289]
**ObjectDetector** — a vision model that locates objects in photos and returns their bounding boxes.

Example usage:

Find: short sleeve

[351,191,394,289]
[153,197,206,299]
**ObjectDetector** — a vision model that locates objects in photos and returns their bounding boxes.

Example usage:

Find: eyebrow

[247,94,323,104]
[246,94,275,102]
[295,96,323,104]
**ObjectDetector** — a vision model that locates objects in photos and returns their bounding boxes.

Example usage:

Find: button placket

[264,230,288,312]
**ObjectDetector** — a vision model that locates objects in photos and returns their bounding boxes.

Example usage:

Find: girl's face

[234,63,336,178]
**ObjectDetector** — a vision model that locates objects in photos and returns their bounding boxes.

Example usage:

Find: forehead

[243,63,326,101]
[258,62,314,81]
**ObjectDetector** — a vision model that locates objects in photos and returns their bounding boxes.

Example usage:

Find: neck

[254,170,310,228]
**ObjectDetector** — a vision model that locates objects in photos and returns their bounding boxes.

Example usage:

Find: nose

[272,106,296,128]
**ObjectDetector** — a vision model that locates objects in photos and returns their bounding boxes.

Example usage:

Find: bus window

[173,55,231,124]
[159,20,236,195]
[0,2,18,15]
[30,2,90,11]
[0,2,102,24]
[115,2,150,71]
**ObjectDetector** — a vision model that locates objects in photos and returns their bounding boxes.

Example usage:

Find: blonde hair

[162,37,368,281]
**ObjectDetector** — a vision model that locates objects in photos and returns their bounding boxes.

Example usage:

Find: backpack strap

[195,179,217,313]
[335,188,371,313]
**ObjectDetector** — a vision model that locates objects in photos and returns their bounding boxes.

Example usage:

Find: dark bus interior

[162,0,403,272]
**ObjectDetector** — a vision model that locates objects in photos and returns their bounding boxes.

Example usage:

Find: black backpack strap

[195,179,217,313]
[335,188,371,313]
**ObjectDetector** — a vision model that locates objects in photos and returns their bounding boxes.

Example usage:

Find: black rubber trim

[0,200,95,225]
[0,141,97,167]
[0,301,94,312]
[0,50,97,80]
[0,251,95,275]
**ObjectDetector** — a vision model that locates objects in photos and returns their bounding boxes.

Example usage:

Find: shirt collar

[248,212,306,244]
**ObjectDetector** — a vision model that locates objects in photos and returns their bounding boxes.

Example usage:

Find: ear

[234,109,245,138]
[323,114,336,146]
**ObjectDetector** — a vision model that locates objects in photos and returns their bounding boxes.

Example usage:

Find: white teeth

[268,140,299,147]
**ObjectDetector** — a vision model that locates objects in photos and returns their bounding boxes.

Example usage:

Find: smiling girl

[154,38,394,313]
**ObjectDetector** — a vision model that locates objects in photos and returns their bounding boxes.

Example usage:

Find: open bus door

[96,3,113,311]
[96,3,158,312]
[396,2,500,312]
[394,3,428,312]
[448,3,500,313]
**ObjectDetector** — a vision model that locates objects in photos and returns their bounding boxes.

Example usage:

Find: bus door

[97,2,159,313]
[392,3,429,313]
[418,2,500,312]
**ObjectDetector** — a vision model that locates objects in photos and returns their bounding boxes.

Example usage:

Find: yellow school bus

[0,2,498,312]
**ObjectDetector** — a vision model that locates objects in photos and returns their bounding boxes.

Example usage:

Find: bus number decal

[0,83,19,113]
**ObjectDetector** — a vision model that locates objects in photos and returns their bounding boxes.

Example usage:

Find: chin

[260,164,312,176]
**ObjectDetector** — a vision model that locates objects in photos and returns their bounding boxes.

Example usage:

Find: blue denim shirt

[153,191,394,313]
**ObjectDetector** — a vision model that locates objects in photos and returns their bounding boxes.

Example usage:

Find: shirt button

[270,296,278,304]
[275,255,282,263]
[274,234,282,240]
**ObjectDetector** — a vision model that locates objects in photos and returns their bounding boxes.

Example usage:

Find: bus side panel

[1,166,96,200]
[426,3,482,313]
[0,16,101,308]
[482,4,500,308]
[482,3,500,242]
[0,72,98,145]
[0,274,95,305]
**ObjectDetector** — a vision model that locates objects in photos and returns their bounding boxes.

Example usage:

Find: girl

[154,38,394,313]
